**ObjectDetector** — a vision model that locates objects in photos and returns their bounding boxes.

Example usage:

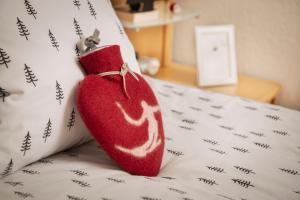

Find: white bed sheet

[1,77,300,200]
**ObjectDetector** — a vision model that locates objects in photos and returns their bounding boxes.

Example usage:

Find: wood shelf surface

[121,9,200,30]
[153,65,281,103]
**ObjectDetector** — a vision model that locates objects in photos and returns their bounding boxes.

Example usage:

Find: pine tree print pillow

[0,0,140,178]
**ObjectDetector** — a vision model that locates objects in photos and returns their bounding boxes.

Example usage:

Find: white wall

[173,0,300,110]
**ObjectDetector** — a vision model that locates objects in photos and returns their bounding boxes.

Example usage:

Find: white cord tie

[98,63,139,99]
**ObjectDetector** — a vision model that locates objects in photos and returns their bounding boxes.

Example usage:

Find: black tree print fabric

[73,18,83,39]
[48,29,60,51]
[0,48,11,68]
[67,107,76,131]
[1,0,299,199]
[1,75,300,199]
[56,80,64,105]
[20,132,31,156]
[0,0,140,186]
[0,87,10,102]
[0,159,13,177]
[16,17,30,40]
[24,64,38,87]
[24,0,37,19]
[87,0,97,19]
[75,45,81,57]
[43,118,52,143]
[73,0,81,10]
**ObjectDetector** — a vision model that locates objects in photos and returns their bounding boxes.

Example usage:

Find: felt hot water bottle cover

[77,45,164,176]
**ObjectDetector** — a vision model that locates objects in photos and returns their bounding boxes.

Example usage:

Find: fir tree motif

[141,197,161,200]
[73,18,83,39]
[209,113,222,119]
[24,0,37,19]
[211,105,223,109]
[71,179,91,187]
[158,91,169,97]
[232,179,254,188]
[202,139,219,145]
[36,159,53,164]
[244,106,257,111]
[178,125,192,130]
[171,109,183,115]
[55,80,64,105]
[0,87,10,102]
[198,96,211,102]
[279,168,299,175]
[182,119,196,124]
[217,194,236,200]
[233,133,248,139]
[107,177,125,183]
[232,146,249,153]
[48,29,59,51]
[67,107,76,131]
[0,48,11,68]
[168,187,187,194]
[182,198,194,200]
[172,91,184,96]
[167,149,184,156]
[67,195,87,200]
[273,130,288,136]
[219,125,234,131]
[116,21,124,35]
[75,44,81,57]
[24,64,38,87]
[73,0,81,10]
[16,17,30,40]
[14,191,34,199]
[21,131,31,156]
[198,177,218,185]
[209,148,226,155]
[189,106,202,111]
[294,191,300,195]
[254,142,271,149]
[234,166,255,174]
[161,176,176,180]
[1,158,13,177]
[266,114,280,121]
[206,166,225,173]
[87,0,97,19]
[249,131,264,137]
[143,176,156,181]
[43,118,52,142]
[4,181,23,187]
[70,169,88,176]
[22,169,40,175]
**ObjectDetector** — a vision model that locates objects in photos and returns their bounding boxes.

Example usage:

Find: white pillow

[0,0,139,177]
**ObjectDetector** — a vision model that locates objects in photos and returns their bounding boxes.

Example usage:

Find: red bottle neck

[79,45,123,75]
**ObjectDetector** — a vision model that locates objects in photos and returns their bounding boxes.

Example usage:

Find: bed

[1,0,300,199]
[1,77,299,200]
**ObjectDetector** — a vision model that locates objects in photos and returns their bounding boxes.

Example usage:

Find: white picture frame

[195,25,237,87]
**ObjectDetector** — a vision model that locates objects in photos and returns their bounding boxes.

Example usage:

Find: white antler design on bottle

[115,100,161,158]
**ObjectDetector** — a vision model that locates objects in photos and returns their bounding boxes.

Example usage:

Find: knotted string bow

[98,63,139,99]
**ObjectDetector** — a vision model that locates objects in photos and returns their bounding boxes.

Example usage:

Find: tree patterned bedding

[0,77,299,200]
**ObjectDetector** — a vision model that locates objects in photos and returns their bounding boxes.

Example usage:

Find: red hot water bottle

[77,45,165,176]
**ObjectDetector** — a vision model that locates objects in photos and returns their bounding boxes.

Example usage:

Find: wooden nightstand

[154,64,281,104]
[114,1,281,104]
